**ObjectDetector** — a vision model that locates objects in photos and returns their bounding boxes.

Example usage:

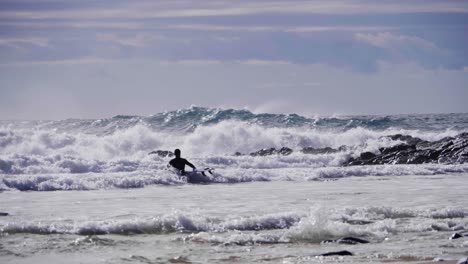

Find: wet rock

[450,231,468,240]
[458,257,468,264]
[319,250,353,256]
[360,152,376,160]
[250,147,293,156]
[450,233,463,239]
[346,132,468,166]
[234,152,243,156]
[301,147,339,155]
[148,150,174,158]
[343,219,374,225]
[338,145,348,151]
[321,237,369,245]
[379,144,416,155]
[387,134,426,146]
[0,212,8,216]
[277,147,293,155]
[250,148,276,156]
[168,256,192,264]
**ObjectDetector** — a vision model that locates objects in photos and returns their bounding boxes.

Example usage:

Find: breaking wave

[1,107,467,191]
[2,207,466,245]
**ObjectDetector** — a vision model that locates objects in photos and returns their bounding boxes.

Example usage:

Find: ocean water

[1,107,467,263]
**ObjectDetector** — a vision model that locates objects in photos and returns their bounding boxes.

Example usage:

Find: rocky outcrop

[249,147,293,156]
[148,150,174,158]
[241,146,347,156]
[346,132,468,165]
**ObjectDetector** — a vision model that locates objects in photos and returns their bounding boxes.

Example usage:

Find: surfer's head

[174,149,181,158]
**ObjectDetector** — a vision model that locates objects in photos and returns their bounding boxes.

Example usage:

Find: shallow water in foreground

[1,173,467,264]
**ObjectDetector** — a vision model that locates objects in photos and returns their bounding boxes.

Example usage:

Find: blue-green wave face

[9,106,467,135]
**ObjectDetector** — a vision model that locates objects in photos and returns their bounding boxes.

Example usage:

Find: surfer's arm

[185,160,196,170]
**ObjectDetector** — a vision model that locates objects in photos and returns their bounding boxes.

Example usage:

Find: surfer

[169,149,196,175]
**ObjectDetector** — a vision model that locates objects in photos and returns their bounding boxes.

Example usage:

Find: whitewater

[1,107,467,263]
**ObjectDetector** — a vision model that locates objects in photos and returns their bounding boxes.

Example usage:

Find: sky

[0,0,467,119]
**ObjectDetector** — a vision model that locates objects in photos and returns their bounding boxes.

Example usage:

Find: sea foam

[1,108,467,191]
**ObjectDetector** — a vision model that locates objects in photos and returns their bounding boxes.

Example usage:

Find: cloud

[0,21,395,33]
[167,24,396,33]
[0,57,117,67]
[355,32,438,51]
[96,33,166,47]
[158,59,223,66]
[1,1,467,21]
[0,37,49,49]
[352,32,459,69]
[255,81,322,89]
[0,1,466,73]
[0,21,145,30]
[239,60,292,65]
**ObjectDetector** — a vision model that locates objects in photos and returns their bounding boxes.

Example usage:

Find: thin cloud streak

[355,32,438,51]
[1,1,467,21]
[0,58,297,67]
[0,57,118,67]
[96,33,166,47]
[0,37,49,48]
[166,24,398,32]
[0,21,145,29]
[0,21,398,33]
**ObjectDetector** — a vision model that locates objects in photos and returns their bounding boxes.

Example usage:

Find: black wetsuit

[169,157,195,175]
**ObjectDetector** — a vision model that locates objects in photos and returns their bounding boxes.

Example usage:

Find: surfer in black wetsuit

[169,149,196,175]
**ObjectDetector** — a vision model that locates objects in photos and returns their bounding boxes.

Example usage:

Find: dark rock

[148,150,174,158]
[338,145,348,151]
[340,237,369,244]
[418,149,441,160]
[250,147,293,156]
[343,219,374,225]
[346,132,468,166]
[387,134,426,146]
[450,233,463,240]
[360,152,376,160]
[0,212,8,216]
[379,144,416,155]
[319,250,353,256]
[347,159,364,166]
[234,152,243,156]
[277,147,293,156]
[250,148,277,156]
[321,237,369,245]
[301,147,339,155]
[458,257,468,264]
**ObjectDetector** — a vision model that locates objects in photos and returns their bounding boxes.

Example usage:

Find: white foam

[1,162,467,191]
[2,205,466,248]
[307,164,468,180]
[1,120,467,192]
